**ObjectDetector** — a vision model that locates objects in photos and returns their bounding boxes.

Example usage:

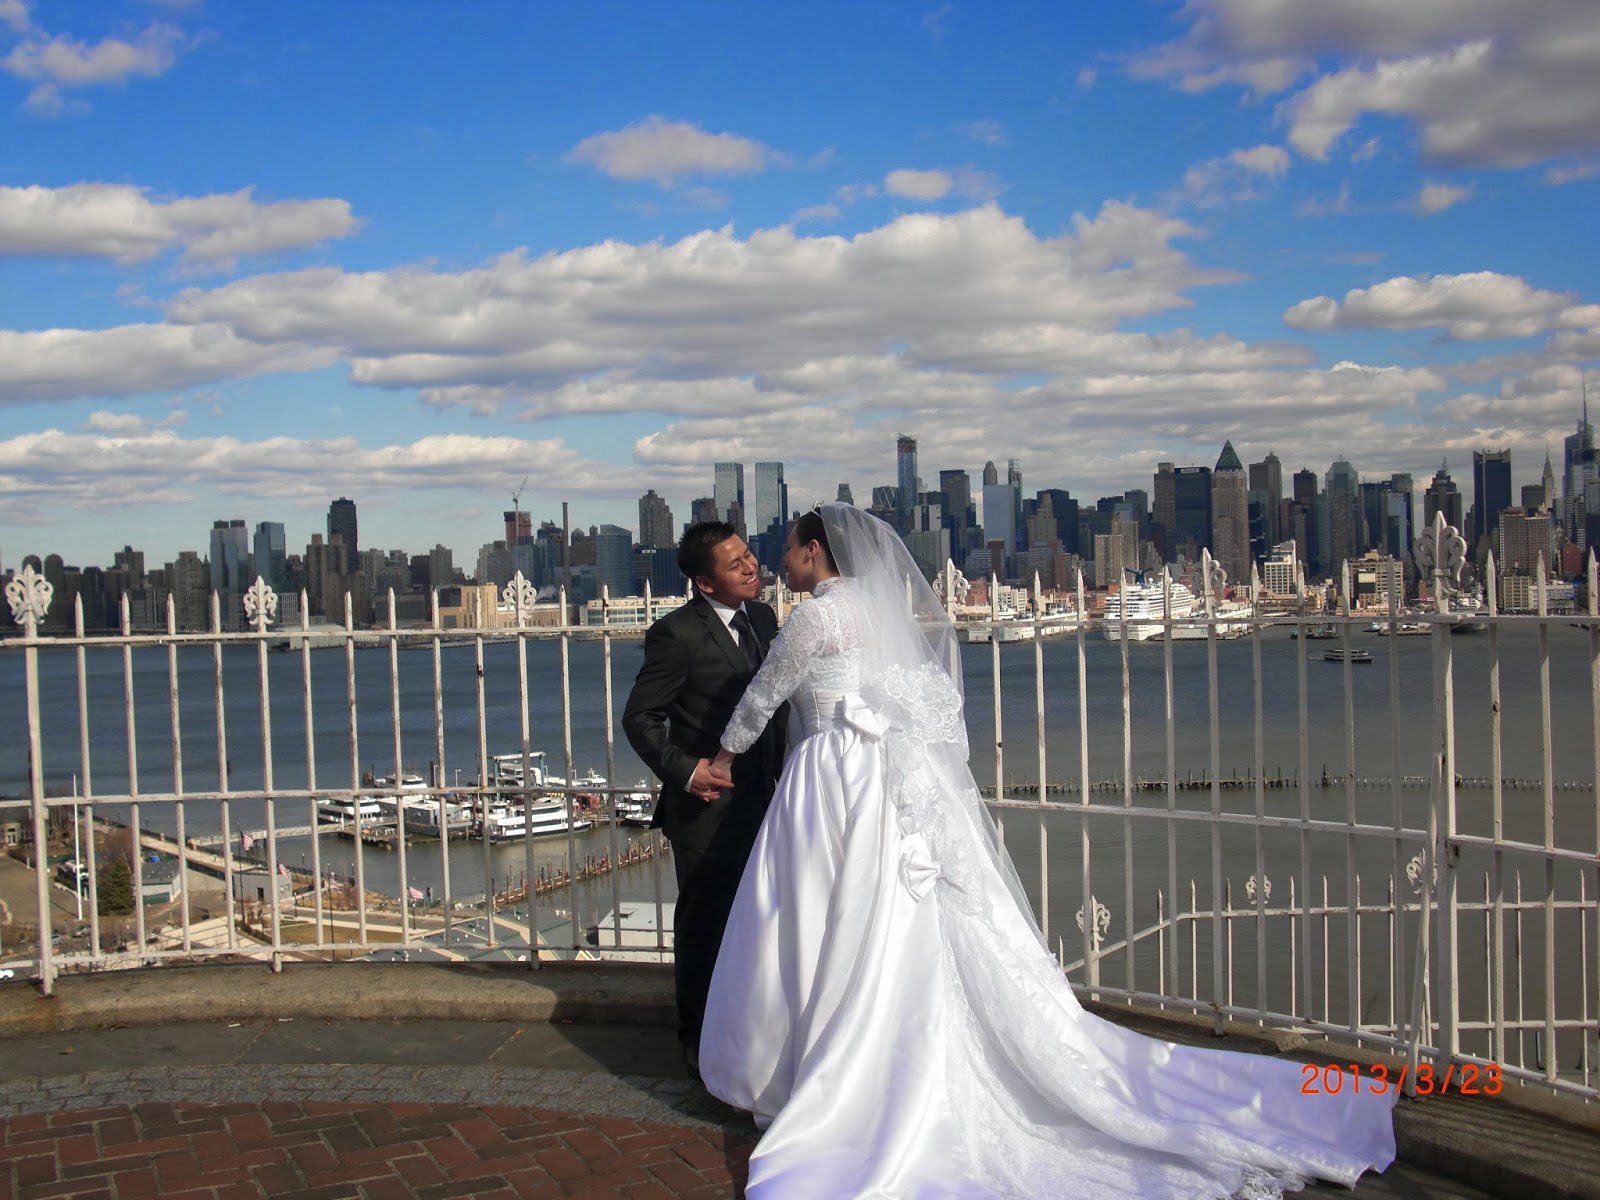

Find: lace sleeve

[721,600,826,754]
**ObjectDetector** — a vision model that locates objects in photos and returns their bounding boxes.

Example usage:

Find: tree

[97,859,134,916]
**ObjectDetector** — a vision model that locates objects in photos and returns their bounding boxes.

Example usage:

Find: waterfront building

[209,519,251,599]
[1325,459,1362,577]
[1353,552,1405,609]
[1498,507,1556,575]
[1170,466,1211,564]
[1261,540,1299,597]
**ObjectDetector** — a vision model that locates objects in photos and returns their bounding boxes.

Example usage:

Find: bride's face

[782,528,820,592]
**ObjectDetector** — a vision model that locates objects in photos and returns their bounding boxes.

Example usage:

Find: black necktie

[729,608,763,672]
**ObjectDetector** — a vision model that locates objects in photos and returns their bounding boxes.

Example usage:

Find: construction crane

[509,476,529,542]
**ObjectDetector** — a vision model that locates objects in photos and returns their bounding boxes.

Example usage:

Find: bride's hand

[707,749,736,790]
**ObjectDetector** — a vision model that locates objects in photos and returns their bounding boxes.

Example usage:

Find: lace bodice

[722,577,863,753]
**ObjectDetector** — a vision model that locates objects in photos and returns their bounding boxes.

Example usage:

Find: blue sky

[1,0,1596,568]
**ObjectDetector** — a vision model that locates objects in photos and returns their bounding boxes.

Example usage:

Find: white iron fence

[2,513,1597,1104]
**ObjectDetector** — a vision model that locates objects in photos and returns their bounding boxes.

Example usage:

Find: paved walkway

[4,964,1600,1198]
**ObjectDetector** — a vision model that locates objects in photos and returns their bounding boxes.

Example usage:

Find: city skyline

[2,434,1569,579]
[1,3,1596,565]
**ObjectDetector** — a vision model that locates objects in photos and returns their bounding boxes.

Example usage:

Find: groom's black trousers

[668,791,769,1050]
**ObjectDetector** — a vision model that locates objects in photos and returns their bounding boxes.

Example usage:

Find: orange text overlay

[1299,1061,1502,1096]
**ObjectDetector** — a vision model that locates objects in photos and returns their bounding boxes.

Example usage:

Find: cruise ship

[476,798,594,842]
[1102,577,1198,642]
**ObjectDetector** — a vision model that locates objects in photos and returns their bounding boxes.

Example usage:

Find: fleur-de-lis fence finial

[1245,874,1271,903]
[1415,510,1467,600]
[243,576,278,632]
[1405,850,1437,894]
[1076,896,1112,951]
[5,562,53,635]
[502,570,537,626]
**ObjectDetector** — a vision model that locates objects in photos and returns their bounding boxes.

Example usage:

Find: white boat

[1102,577,1198,642]
[615,782,656,826]
[490,751,549,787]
[317,795,386,824]
[1450,595,1489,633]
[374,772,430,791]
[957,610,1084,644]
[374,794,473,838]
[476,798,593,842]
[1158,599,1253,640]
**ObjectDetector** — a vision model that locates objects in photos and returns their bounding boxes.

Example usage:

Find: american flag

[407,886,424,901]
[277,863,290,878]
[240,830,254,852]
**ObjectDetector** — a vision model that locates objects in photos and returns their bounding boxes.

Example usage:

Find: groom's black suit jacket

[622,593,786,840]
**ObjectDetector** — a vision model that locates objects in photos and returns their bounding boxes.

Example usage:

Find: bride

[699,503,1395,1199]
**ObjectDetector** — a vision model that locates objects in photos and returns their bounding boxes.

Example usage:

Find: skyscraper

[1563,400,1594,538]
[1385,474,1414,563]
[1170,466,1212,562]
[982,460,998,486]
[1248,452,1283,549]
[896,436,918,532]
[1325,459,1362,576]
[836,483,855,505]
[638,490,675,548]
[209,519,251,596]
[1211,442,1249,584]
[1423,461,1464,533]
[594,524,635,598]
[713,463,745,526]
[253,521,287,589]
[981,480,1016,578]
[939,469,973,558]
[327,497,358,572]
[1152,462,1176,560]
[690,497,718,526]
[504,509,532,546]
[752,462,788,539]
[1291,468,1320,575]
[1541,451,1558,515]
[1471,449,1512,552]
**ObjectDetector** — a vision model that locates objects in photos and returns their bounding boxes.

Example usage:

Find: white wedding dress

[700,546,1395,1199]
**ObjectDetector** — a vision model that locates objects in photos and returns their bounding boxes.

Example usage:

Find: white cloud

[0,0,29,34]
[565,115,771,187]
[1132,0,1600,169]
[0,427,628,522]
[84,409,145,433]
[959,119,1006,147]
[1297,181,1351,216]
[0,323,337,401]
[0,183,360,265]
[1545,162,1600,185]
[1284,271,1577,339]
[792,203,841,224]
[1181,144,1290,206]
[885,168,952,200]
[3,18,191,114]
[1076,65,1098,90]
[1414,182,1472,213]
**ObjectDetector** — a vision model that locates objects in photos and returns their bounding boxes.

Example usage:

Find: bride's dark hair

[792,510,837,571]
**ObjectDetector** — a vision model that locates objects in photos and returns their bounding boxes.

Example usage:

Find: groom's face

[698,535,761,607]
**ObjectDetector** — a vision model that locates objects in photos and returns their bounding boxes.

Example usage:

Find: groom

[623,521,786,1079]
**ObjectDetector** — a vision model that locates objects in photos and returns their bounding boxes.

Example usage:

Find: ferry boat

[1323,648,1374,664]
[317,795,386,824]
[476,798,594,842]
[1102,577,1198,642]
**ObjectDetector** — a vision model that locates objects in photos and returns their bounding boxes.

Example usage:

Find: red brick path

[1,1101,757,1199]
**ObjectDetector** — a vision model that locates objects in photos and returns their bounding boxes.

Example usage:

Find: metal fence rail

[3,512,1596,1104]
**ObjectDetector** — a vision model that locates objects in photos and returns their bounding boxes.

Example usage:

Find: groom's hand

[689,758,730,802]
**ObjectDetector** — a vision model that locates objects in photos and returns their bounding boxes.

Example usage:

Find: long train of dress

[701,578,1394,1198]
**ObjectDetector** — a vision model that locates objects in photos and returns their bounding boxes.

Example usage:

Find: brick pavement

[1,1099,758,1200]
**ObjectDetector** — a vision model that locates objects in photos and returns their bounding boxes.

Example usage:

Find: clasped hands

[690,749,737,802]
